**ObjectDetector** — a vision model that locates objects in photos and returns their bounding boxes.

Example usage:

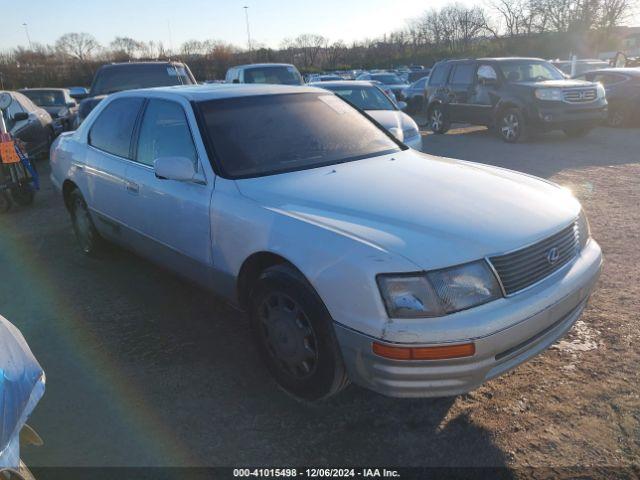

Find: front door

[122,98,214,287]
[468,64,500,125]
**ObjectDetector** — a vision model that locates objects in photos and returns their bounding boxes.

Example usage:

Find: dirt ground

[0,124,638,476]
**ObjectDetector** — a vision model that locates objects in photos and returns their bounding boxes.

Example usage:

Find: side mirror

[66,101,77,108]
[12,112,29,121]
[154,156,198,182]
[397,101,408,111]
[71,92,88,101]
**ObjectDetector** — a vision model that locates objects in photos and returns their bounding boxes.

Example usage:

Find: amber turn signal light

[372,342,475,360]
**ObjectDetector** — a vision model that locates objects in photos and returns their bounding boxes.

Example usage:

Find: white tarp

[0,315,45,468]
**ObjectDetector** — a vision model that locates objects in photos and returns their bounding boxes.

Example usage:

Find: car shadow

[419,124,640,179]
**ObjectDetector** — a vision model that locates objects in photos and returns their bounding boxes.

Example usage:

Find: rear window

[21,90,65,106]
[244,66,302,85]
[450,64,475,85]
[90,64,194,96]
[197,93,401,178]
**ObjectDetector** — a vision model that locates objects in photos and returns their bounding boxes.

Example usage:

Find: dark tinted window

[450,64,475,85]
[198,93,401,178]
[244,66,302,85]
[429,65,450,86]
[136,100,197,167]
[91,64,194,96]
[89,97,144,158]
[21,90,65,106]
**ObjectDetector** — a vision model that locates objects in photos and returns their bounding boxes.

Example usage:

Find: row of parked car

[2,55,639,160]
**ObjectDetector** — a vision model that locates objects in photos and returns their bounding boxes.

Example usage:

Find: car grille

[489,221,580,295]
[563,88,597,103]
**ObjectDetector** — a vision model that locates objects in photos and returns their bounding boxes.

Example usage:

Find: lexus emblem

[546,247,560,265]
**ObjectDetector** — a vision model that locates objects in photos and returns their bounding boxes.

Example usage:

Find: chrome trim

[484,257,507,297]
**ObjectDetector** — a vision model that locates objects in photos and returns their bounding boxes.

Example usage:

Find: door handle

[125,181,139,195]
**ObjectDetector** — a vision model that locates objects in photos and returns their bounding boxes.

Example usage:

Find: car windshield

[197,93,401,178]
[90,64,193,95]
[371,74,405,85]
[21,90,65,106]
[244,66,303,85]
[499,61,565,83]
[322,85,396,111]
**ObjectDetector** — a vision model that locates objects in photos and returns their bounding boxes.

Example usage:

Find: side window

[428,65,449,86]
[416,77,428,89]
[3,97,25,130]
[136,99,197,167]
[477,65,498,82]
[450,64,475,85]
[89,97,144,158]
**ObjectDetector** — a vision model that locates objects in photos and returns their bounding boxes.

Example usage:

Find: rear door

[447,62,476,122]
[122,97,214,287]
[85,97,145,241]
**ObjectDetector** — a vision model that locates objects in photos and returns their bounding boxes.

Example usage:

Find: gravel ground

[0,124,637,475]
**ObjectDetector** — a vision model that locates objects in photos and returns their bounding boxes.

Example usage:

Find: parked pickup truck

[50,84,602,401]
[425,57,608,142]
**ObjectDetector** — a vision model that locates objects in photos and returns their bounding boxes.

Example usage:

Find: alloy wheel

[258,292,319,379]
[431,108,443,131]
[501,113,519,141]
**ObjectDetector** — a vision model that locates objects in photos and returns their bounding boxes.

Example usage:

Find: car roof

[110,83,323,102]
[579,67,640,76]
[18,88,68,92]
[309,81,375,88]
[229,63,296,70]
[99,61,186,69]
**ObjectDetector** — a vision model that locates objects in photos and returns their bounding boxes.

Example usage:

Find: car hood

[365,110,411,132]
[236,150,581,270]
[516,79,595,88]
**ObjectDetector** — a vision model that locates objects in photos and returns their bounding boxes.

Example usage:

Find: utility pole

[243,6,252,53]
[22,23,33,50]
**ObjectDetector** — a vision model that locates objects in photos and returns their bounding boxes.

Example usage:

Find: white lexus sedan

[50,84,602,400]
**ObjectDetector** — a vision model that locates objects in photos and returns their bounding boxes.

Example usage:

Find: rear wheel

[497,108,527,143]
[249,264,350,401]
[429,104,450,134]
[606,107,629,128]
[69,189,102,256]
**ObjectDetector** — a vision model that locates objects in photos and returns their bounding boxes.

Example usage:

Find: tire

[606,107,629,128]
[0,192,11,214]
[249,264,350,401]
[10,186,35,206]
[69,189,103,256]
[428,104,450,134]
[497,108,527,143]
[563,126,592,138]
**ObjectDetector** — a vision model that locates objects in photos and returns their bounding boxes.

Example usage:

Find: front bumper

[528,100,607,130]
[334,239,602,398]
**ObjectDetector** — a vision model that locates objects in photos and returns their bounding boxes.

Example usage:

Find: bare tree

[110,37,144,59]
[55,33,100,62]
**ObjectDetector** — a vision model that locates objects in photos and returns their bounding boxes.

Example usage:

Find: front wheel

[69,189,103,256]
[563,126,592,138]
[497,108,527,143]
[249,264,350,401]
[428,105,450,134]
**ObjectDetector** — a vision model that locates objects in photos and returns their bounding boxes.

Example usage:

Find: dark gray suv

[425,57,608,142]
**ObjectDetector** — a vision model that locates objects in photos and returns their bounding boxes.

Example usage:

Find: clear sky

[2,0,476,51]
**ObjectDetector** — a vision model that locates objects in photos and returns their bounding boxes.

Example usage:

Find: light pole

[243,6,252,52]
[22,22,33,50]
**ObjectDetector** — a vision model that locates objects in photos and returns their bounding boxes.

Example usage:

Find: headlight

[534,88,563,101]
[377,261,502,318]
[596,83,606,99]
[577,210,591,250]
